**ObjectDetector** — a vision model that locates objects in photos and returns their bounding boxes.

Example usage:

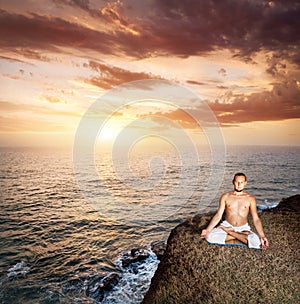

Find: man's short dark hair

[233,172,247,182]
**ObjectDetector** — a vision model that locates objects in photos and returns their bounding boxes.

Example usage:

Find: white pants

[206,220,261,249]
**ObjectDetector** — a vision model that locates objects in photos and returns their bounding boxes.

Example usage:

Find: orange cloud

[134,78,300,128]
[42,95,62,104]
[2,73,20,81]
[138,108,200,129]
[186,80,206,86]
[83,60,163,89]
[210,80,300,124]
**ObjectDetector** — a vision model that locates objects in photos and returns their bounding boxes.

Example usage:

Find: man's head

[232,172,247,192]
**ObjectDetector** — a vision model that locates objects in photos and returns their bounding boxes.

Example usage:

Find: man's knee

[247,233,261,249]
[206,228,227,244]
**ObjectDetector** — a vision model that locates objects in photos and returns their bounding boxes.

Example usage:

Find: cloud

[143,0,300,63]
[133,78,300,128]
[137,107,209,130]
[0,55,29,64]
[83,60,163,89]
[0,9,116,55]
[209,80,300,124]
[0,1,299,129]
[217,85,229,90]
[15,49,52,62]
[218,68,227,77]
[42,95,62,104]
[1,1,299,65]
[54,0,91,12]
[186,80,206,86]
[2,73,20,81]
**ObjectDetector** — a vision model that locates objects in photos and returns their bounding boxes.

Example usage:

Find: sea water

[0,145,299,303]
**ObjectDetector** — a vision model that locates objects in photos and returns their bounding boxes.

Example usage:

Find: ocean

[0,145,299,303]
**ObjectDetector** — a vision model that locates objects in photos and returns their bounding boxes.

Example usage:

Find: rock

[268,194,300,213]
[121,248,150,267]
[143,196,300,303]
[87,273,120,302]
[100,272,120,291]
[151,240,166,260]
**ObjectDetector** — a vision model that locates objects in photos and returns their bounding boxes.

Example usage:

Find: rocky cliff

[143,195,300,303]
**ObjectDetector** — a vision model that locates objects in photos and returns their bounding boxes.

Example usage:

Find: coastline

[143,195,300,303]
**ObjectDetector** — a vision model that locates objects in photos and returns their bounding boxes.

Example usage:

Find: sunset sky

[0,0,299,147]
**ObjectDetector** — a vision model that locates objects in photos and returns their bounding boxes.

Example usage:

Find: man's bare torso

[223,191,253,226]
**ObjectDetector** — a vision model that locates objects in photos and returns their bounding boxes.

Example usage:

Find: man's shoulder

[221,191,230,197]
[221,191,233,200]
[244,192,255,199]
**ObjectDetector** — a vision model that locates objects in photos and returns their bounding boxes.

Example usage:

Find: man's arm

[250,196,269,249]
[200,194,226,238]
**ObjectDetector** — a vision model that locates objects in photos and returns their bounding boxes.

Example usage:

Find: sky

[0,0,299,148]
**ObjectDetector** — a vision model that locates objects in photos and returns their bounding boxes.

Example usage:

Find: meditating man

[200,173,269,249]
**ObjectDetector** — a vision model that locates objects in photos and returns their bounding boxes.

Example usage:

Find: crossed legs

[219,225,251,245]
[205,223,261,249]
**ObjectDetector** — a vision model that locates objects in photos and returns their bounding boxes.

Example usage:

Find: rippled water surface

[0,145,299,303]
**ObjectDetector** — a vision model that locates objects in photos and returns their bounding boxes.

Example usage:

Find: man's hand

[260,236,269,249]
[200,229,208,238]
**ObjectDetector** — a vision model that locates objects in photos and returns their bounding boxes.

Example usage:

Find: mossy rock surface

[143,195,300,304]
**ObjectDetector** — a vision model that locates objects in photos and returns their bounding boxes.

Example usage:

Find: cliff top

[143,195,300,304]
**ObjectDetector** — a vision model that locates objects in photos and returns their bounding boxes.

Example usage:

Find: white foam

[7,261,30,278]
[257,202,278,210]
[101,250,159,304]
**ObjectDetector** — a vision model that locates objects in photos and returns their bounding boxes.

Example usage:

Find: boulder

[121,248,150,267]
[87,272,120,302]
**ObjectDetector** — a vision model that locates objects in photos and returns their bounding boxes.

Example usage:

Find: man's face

[233,176,247,192]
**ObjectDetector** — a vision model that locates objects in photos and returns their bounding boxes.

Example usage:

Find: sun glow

[99,127,116,140]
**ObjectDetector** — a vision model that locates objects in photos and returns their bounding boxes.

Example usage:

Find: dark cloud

[83,60,163,89]
[218,68,227,77]
[16,49,52,62]
[217,85,229,90]
[52,0,102,18]
[60,0,90,11]
[186,80,206,86]
[142,0,300,63]
[1,1,299,64]
[0,9,116,55]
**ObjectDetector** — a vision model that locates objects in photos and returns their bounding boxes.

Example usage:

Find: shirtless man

[200,173,269,249]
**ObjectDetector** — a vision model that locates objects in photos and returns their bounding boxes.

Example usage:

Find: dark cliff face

[142,195,300,304]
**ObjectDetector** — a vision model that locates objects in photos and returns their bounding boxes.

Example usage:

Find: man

[200,173,269,249]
